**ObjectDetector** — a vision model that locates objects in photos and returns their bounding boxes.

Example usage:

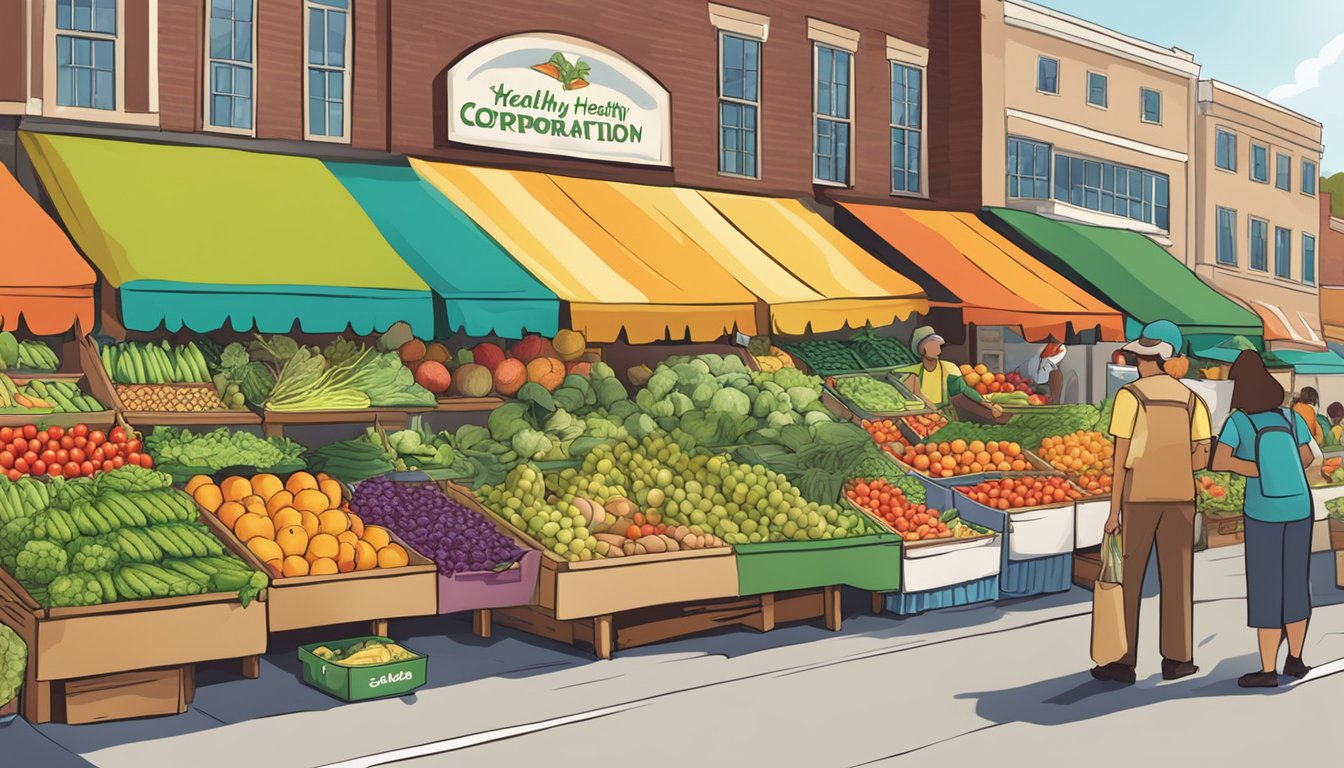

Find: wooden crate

[261,407,430,438]
[0,511,267,724]
[0,336,117,430]
[1204,513,1245,548]
[60,665,193,725]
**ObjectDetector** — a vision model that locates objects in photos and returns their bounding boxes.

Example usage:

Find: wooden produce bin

[1203,512,1245,548]
[433,483,544,629]
[261,407,431,438]
[0,336,117,430]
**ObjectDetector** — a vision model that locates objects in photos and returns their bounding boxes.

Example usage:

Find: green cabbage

[709,388,751,416]
[511,429,554,460]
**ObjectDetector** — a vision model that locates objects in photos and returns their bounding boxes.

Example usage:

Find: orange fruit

[273,507,303,530]
[285,471,319,495]
[337,542,356,573]
[250,473,283,500]
[242,495,268,518]
[193,484,224,514]
[293,489,331,515]
[318,509,350,535]
[217,501,247,529]
[354,540,378,571]
[281,555,309,578]
[184,475,213,495]
[950,439,968,454]
[346,512,364,539]
[264,558,283,578]
[307,532,340,560]
[336,530,359,548]
[319,478,344,508]
[276,525,310,557]
[247,536,284,563]
[220,476,252,503]
[266,490,295,517]
[235,513,276,542]
[299,510,321,539]
[377,543,409,568]
[309,557,339,576]
[940,456,957,471]
[913,455,931,471]
[315,472,331,482]
[361,525,391,550]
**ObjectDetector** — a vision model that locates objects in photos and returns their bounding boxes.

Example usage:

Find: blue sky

[1034,0,1344,173]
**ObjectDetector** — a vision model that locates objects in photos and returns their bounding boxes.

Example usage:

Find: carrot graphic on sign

[532,52,591,90]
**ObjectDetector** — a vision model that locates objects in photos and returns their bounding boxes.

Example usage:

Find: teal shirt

[1217,409,1313,522]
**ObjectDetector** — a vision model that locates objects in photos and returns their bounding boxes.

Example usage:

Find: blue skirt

[1243,515,1312,628]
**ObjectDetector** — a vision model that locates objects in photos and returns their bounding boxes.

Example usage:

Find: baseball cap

[910,326,945,357]
[1121,320,1182,361]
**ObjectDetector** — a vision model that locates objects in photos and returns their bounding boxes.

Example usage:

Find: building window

[1215,129,1237,171]
[1052,154,1169,229]
[1140,87,1161,123]
[1250,218,1268,272]
[1275,152,1291,192]
[305,0,350,141]
[1304,233,1317,285]
[56,0,117,110]
[1275,226,1292,278]
[1303,160,1318,195]
[1216,207,1237,266]
[1250,142,1269,183]
[814,44,852,185]
[718,33,760,178]
[1037,56,1058,94]
[206,0,254,131]
[890,61,923,195]
[1086,72,1107,107]
[1007,137,1050,200]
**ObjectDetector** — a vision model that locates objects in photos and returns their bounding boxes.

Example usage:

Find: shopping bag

[1091,532,1127,666]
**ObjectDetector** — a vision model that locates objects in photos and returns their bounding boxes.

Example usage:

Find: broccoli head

[0,517,35,571]
[0,623,27,705]
[70,542,120,574]
[14,540,67,587]
[48,574,104,608]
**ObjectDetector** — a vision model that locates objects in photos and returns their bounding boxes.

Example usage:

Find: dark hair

[1229,350,1285,414]
[1295,386,1320,407]
[1329,402,1344,423]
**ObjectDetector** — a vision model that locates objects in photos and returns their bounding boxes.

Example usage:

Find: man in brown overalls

[1094,320,1212,685]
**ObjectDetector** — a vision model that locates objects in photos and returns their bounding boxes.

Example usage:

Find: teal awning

[1273,349,1344,375]
[325,162,559,339]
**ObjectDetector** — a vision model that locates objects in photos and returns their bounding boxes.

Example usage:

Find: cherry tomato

[71,424,88,438]
[127,452,141,466]
[111,456,124,468]
[11,437,26,454]
[46,462,62,478]
[21,451,37,465]
[80,461,95,476]
[40,449,56,465]
[47,425,64,440]
[70,448,85,464]
[0,428,11,443]
[60,435,74,450]
[55,449,68,464]
[91,448,104,463]
[62,461,79,478]
[14,458,28,474]
[73,436,87,450]
[109,426,127,443]
[34,430,49,445]
[0,452,12,469]
[102,444,118,458]
[30,460,45,476]
[46,439,58,452]
[101,460,114,473]
[5,470,19,482]
[127,439,142,454]
[21,425,35,440]
[88,430,106,446]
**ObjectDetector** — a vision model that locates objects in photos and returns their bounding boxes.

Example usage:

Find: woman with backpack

[1212,350,1314,688]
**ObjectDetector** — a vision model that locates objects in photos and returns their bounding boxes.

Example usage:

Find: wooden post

[1336,551,1344,589]
[261,421,283,439]
[371,619,389,637]
[22,679,52,724]
[593,615,613,660]
[472,608,492,638]
[823,585,842,631]
[240,655,260,679]
[757,593,776,633]
[871,591,886,615]
[182,665,196,705]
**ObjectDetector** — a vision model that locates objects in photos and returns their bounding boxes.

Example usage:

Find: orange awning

[837,204,1125,342]
[1246,300,1324,349]
[1322,288,1344,343]
[0,163,95,334]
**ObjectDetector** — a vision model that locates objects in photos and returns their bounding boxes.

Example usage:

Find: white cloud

[1269,32,1344,101]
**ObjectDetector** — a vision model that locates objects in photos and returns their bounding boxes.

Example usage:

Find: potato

[661,536,679,552]
[636,535,666,554]
[623,541,637,556]
[595,533,627,547]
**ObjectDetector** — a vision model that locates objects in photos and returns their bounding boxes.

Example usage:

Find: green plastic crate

[734,534,903,595]
[298,636,428,702]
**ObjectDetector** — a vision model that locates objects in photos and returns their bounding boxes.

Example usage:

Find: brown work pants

[1120,501,1195,667]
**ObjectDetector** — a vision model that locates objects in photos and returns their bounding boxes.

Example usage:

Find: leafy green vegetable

[0,622,26,705]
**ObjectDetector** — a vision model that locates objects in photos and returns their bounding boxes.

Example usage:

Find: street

[6,546,1343,768]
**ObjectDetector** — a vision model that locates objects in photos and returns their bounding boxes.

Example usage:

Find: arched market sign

[447,33,671,166]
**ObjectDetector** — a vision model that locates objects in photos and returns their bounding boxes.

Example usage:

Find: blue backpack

[1232,408,1307,499]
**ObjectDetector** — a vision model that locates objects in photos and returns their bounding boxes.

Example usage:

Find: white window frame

[201,0,256,136]
[889,59,926,198]
[1214,128,1237,173]
[303,0,352,144]
[1303,159,1318,197]
[1250,141,1269,184]
[42,0,157,125]
[1085,70,1107,109]
[1036,55,1059,95]
[1139,87,1161,124]
[1249,216,1269,273]
[716,30,762,180]
[812,42,854,187]
[1215,205,1237,267]
[1303,232,1317,286]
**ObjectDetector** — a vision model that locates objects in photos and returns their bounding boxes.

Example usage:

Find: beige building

[981,0,1200,262]
[1193,80,1325,350]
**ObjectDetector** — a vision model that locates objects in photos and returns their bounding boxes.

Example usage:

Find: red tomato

[69,448,85,464]
[73,436,87,449]
[139,455,153,469]
[40,449,56,465]
[127,439,142,454]
[59,435,74,450]
[80,461,95,476]
[54,449,68,464]
[109,426,127,443]
[34,430,48,445]
[14,458,28,474]
[127,452,141,466]
[46,462,61,477]
[0,428,11,443]
[47,425,64,440]
[21,425,35,440]
[0,452,10,469]
[21,451,37,465]
[111,456,124,468]
[11,437,26,454]
[45,440,58,453]
[30,460,45,476]
[101,460,114,473]
[91,448,104,463]
[102,444,118,458]
[5,470,18,481]
[63,462,80,478]
[88,430,105,446]
[71,424,88,438]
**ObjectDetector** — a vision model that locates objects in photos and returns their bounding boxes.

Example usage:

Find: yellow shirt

[902,360,961,406]
[1109,387,1212,469]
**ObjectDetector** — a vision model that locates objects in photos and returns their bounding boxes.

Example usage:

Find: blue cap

[1122,319,1182,360]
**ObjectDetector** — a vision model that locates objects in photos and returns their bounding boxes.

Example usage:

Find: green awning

[1272,349,1344,375]
[21,132,435,337]
[324,162,559,339]
[982,208,1262,341]
[1192,335,1288,367]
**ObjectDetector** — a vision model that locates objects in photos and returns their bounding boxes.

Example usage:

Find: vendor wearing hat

[1093,319,1212,686]
[899,326,1003,419]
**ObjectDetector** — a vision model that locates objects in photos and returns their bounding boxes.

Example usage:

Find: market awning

[836,204,1124,342]
[1272,348,1344,375]
[982,207,1262,341]
[21,132,435,337]
[409,160,760,343]
[0,162,95,335]
[698,193,927,333]
[1237,299,1324,349]
[324,161,559,339]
